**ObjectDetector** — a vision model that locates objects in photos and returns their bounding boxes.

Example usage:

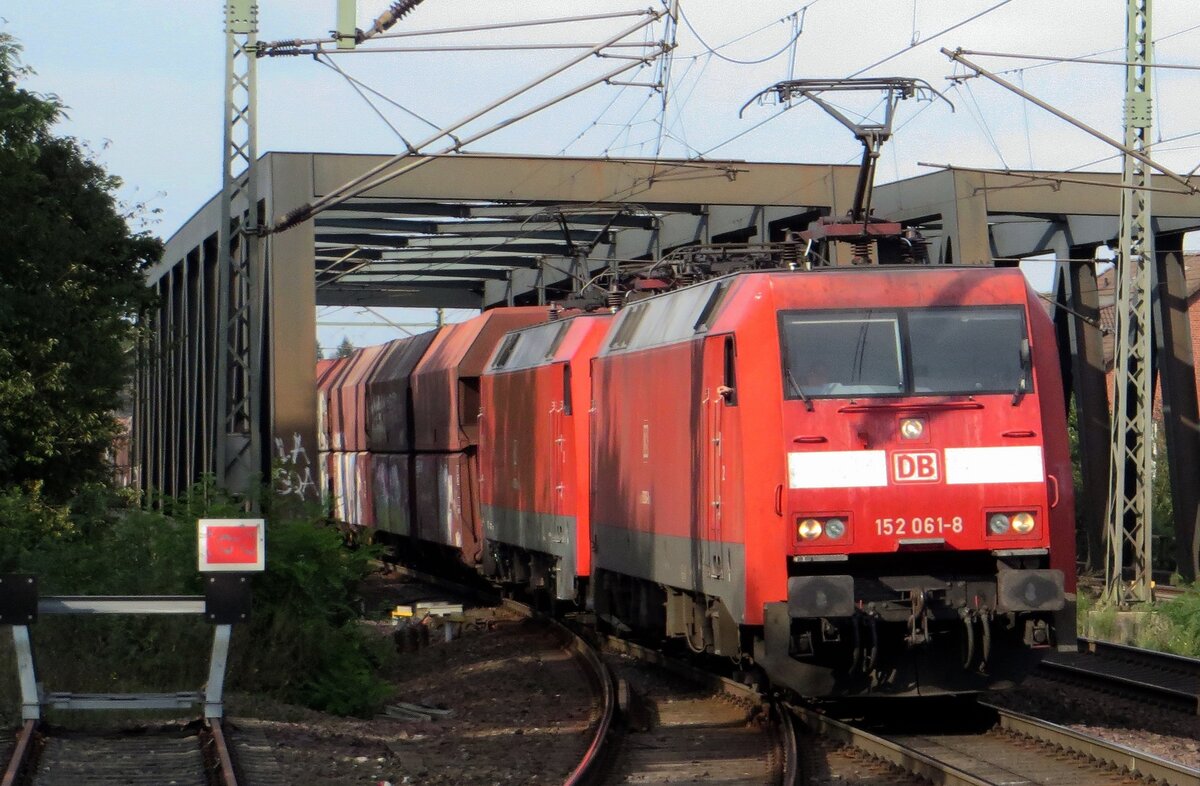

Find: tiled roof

[1097,254,1200,365]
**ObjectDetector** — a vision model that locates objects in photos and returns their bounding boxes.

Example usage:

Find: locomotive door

[700,336,728,580]
[549,364,569,545]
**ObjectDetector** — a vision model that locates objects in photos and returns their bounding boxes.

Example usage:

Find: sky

[4,1,1199,351]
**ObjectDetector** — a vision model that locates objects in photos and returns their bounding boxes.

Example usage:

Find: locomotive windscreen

[907,307,1029,394]
[779,306,1030,399]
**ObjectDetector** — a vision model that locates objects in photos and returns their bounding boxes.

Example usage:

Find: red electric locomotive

[589,265,1075,697]
[478,314,613,600]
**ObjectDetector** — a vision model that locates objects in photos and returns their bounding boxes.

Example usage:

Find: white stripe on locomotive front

[788,451,888,489]
[943,446,1044,485]
[787,445,1045,489]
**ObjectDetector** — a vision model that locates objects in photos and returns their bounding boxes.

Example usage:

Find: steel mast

[215,0,263,498]
[1104,0,1155,604]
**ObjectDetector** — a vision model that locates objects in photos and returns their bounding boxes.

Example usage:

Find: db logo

[892,451,940,483]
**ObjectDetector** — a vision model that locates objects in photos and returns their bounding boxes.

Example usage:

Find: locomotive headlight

[797,518,823,540]
[1011,512,1036,534]
[988,513,1011,535]
[899,417,925,440]
[824,518,846,539]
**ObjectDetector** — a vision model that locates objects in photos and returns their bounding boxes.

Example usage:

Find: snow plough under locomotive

[319,260,1076,698]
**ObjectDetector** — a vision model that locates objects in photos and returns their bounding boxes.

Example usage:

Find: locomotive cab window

[780,310,904,399]
[779,306,1031,399]
[907,307,1030,395]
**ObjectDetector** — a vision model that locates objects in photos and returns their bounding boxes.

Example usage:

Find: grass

[0,480,395,726]
[1077,582,1200,658]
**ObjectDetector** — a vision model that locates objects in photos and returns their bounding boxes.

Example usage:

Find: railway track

[385,565,795,784]
[383,565,616,784]
[1,718,241,786]
[375,567,1200,784]
[515,602,615,786]
[791,701,1200,786]
[1041,636,1200,714]
[593,634,788,785]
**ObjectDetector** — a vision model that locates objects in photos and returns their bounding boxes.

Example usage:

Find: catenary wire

[697,0,1015,160]
[317,54,416,151]
[314,54,444,135]
[358,3,997,290]
[677,1,815,65]
[351,2,1017,294]
[993,22,1200,77]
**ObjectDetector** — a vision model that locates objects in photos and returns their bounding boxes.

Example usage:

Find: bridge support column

[1152,232,1200,580]
[1056,252,1111,573]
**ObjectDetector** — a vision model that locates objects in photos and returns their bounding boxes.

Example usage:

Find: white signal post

[0,519,267,723]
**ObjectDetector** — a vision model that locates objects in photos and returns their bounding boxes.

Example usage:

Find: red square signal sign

[198,519,265,572]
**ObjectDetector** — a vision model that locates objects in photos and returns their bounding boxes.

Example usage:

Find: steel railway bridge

[135,151,1200,579]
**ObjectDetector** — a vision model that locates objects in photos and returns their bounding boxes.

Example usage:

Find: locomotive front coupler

[905,589,930,646]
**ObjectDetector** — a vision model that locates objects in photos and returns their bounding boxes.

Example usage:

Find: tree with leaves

[335,337,356,359]
[0,34,161,498]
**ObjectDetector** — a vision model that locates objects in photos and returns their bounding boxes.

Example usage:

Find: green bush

[1157,584,1200,658]
[0,482,392,721]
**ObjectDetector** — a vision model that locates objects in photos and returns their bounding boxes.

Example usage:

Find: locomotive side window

[780,310,904,398]
[609,304,648,350]
[491,334,521,369]
[562,364,573,415]
[545,322,571,359]
[908,307,1029,395]
[722,335,738,405]
[693,282,729,333]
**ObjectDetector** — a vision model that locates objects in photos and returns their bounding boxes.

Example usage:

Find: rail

[788,701,1200,786]
[985,703,1199,786]
[3,719,241,786]
[776,702,801,786]
[384,565,617,785]
[519,605,615,786]
[207,718,241,786]
[0,720,36,786]
[788,704,990,786]
[1041,636,1200,714]
[590,631,794,784]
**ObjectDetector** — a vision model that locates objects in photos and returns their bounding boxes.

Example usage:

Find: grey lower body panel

[591,522,746,625]
[482,504,577,600]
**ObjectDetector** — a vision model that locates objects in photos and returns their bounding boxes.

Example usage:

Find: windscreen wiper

[1011,339,1031,406]
[787,370,814,412]
[1011,377,1028,406]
